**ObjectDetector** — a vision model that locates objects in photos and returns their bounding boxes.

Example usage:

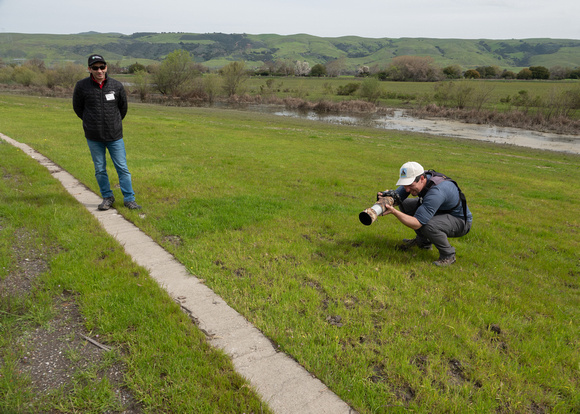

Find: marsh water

[246,105,580,154]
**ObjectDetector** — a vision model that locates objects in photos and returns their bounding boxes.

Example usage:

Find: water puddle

[263,107,580,154]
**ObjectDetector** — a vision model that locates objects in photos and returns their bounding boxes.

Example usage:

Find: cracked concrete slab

[1,132,356,414]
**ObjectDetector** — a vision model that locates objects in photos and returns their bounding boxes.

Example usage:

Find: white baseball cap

[396,162,425,186]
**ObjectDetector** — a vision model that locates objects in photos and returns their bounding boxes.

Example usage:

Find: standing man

[381,162,472,266]
[73,54,141,210]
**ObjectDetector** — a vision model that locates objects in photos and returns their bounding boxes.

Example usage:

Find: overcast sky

[0,0,578,40]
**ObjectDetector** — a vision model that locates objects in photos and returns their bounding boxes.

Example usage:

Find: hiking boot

[396,238,432,251]
[98,196,115,211]
[433,254,456,267]
[124,200,142,210]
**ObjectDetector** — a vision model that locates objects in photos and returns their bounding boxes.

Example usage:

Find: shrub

[569,68,580,79]
[500,95,511,104]
[464,69,480,79]
[443,65,462,79]
[358,77,382,103]
[433,81,474,109]
[309,64,326,77]
[12,66,37,86]
[0,66,14,84]
[512,89,542,112]
[475,65,500,78]
[376,71,388,81]
[501,70,516,79]
[517,68,533,80]
[529,66,550,80]
[562,86,580,110]
[132,69,151,102]
[45,63,85,89]
[128,62,146,74]
[220,61,248,97]
[322,82,334,95]
[384,91,416,101]
[336,83,360,96]
[203,73,222,104]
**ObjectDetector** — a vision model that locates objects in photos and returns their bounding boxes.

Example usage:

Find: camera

[359,190,401,226]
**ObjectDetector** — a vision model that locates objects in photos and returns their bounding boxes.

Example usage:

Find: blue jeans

[86,138,135,202]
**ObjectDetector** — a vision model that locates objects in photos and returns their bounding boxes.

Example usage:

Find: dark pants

[400,198,471,258]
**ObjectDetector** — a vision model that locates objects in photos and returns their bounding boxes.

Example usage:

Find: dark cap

[88,54,106,66]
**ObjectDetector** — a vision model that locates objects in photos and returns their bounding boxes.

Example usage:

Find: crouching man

[381,162,473,266]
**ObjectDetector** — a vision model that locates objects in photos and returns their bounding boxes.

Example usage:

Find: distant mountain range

[1,32,579,71]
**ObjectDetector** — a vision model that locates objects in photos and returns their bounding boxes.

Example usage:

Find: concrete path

[2,133,356,414]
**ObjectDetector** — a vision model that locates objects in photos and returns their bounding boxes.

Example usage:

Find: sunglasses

[91,65,107,71]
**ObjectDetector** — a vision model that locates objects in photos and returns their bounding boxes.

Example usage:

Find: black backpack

[423,170,468,222]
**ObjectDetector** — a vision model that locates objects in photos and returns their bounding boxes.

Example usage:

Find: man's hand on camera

[377,190,401,206]
[380,203,396,216]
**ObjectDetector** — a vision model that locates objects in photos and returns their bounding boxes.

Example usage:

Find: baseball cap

[88,55,106,66]
[396,162,425,186]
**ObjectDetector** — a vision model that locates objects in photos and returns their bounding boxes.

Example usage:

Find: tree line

[2,52,579,96]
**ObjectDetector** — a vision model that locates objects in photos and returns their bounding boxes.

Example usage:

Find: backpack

[423,170,468,222]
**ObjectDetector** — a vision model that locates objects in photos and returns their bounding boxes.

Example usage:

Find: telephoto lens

[359,196,395,226]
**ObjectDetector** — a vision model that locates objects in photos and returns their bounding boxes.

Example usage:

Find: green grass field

[1,93,579,413]
[245,76,580,107]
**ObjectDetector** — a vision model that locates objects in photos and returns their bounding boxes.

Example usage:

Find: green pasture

[1,94,578,413]
[245,76,580,107]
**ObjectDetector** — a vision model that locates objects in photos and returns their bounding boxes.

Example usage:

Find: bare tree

[24,58,46,72]
[326,57,346,77]
[472,82,495,111]
[276,59,294,76]
[433,81,474,109]
[387,56,443,81]
[549,66,571,80]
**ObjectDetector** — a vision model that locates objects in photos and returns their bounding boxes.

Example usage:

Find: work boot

[98,196,115,211]
[124,200,142,210]
[433,254,456,267]
[396,238,432,251]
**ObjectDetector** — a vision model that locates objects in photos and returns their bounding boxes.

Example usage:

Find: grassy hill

[1,31,579,71]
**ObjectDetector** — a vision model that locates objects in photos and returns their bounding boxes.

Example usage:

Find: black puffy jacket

[73,75,128,142]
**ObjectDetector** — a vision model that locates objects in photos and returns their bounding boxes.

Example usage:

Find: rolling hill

[1,31,579,72]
